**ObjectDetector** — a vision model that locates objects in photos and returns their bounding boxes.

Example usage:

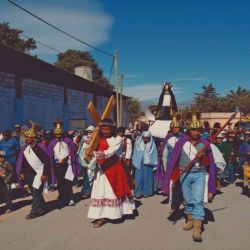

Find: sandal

[93,219,106,228]
[169,208,175,215]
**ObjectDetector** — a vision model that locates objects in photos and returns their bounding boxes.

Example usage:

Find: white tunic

[24,146,44,189]
[53,141,74,181]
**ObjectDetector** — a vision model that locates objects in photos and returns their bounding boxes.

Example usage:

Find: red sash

[97,137,132,199]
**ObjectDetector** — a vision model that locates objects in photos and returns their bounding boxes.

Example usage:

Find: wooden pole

[114,50,119,127]
[119,74,124,127]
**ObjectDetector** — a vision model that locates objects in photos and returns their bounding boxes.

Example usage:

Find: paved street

[0,183,249,250]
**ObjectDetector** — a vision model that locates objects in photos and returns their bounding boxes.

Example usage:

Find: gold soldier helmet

[24,120,38,138]
[187,110,203,129]
[170,113,182,128]
[53,119,64,135]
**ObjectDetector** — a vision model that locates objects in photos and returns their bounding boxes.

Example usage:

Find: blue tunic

[134,163,154,196]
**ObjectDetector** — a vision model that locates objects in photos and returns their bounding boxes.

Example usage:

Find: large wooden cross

[84,95,116,162]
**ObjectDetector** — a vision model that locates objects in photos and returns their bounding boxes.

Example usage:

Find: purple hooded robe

[161,135,216,194]
[156,133,174,182]
[156,132,185,182]
[16,142,53,186]
[48,137,80,184]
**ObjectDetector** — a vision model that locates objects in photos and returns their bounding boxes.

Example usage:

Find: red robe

[97,137,132,199]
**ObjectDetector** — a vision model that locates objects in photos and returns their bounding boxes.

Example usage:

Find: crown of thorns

[99,120,116,127]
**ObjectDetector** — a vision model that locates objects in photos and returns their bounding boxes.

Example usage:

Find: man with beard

[87,119,135,228]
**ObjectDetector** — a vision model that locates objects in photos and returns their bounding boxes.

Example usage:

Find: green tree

[127,98,141,124]
[219,86,250,114]
[193,83,220,112]
[192,84,250,115]
[54,49,114,90]
[0,22,36,53]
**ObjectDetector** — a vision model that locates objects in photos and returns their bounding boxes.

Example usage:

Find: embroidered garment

[88,136,135,220]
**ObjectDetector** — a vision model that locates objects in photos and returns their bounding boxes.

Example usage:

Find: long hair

[99,118,117,137]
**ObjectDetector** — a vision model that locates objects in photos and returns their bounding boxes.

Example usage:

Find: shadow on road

[11,188,31,200]
[235,181,250,198]
[0,198,33,215]
[100,201,142,225]
[134,199,142,209]
[166,207,215,228]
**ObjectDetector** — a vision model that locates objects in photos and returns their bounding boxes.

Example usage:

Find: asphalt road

[0,182,249,250]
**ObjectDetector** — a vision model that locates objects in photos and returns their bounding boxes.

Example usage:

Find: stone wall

[0,71,15,130]
[21,78,64,129]
[68,89,94,126]
[0,70,119,131]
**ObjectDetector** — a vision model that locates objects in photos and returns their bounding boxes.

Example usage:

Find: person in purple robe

[48,120,79,207]
[16,121,51,219]
[161,112,216,242]
[156,114,184,214]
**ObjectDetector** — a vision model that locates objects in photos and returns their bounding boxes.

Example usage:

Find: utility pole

[114,50,119,127]
[119,74,124,126]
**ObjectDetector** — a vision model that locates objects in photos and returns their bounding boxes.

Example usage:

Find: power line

[7,0,114,58]
[22,33,114,84]
[21,33,63,54]
[108,57,114,83]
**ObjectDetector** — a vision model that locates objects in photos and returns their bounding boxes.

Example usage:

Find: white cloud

[174,77,208,81]
[1,0,113,60]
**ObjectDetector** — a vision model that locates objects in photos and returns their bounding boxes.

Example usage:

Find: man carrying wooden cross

[85,96,136,228]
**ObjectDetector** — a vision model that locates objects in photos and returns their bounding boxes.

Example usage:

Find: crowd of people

[0,113,250,242]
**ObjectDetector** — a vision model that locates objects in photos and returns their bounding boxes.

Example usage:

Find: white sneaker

[68,200,75,206]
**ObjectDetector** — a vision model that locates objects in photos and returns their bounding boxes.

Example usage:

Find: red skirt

[102,157,132,199]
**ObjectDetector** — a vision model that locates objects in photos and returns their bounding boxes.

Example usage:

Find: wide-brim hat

[86,125,94,132]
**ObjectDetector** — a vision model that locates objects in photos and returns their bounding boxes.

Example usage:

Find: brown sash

[100,154,119,171]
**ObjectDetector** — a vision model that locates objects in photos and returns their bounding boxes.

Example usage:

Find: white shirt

[54,141,70,162]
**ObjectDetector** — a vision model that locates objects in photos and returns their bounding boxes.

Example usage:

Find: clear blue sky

[1,0,250,105]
